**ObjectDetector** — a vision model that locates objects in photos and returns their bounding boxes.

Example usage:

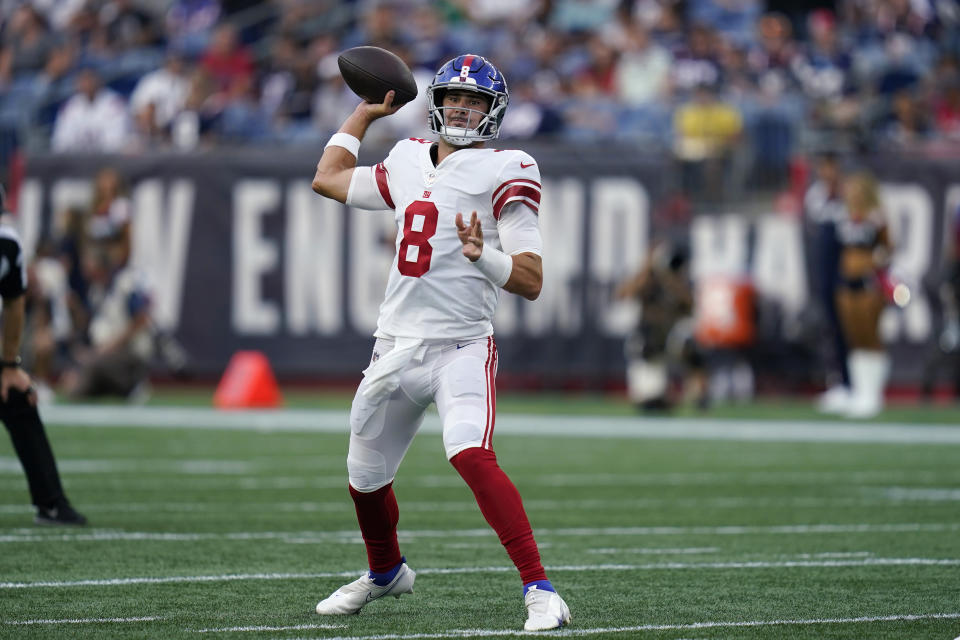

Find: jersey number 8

[398,201,438,277]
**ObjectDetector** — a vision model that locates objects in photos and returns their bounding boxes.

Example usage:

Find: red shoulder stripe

[375,163,395,209]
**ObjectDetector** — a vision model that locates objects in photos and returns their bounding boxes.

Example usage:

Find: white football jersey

[348,138,542,340]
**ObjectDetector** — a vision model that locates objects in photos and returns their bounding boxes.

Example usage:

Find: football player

[310,54,570,631]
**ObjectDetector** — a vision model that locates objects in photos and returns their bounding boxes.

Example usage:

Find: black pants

[1,389,64,508]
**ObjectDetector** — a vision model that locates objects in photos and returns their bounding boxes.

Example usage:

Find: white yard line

[4,469,956,491]
[3,522,960,545]
[586,547,720,555]
[196,623,346,633]
[38,405,960,444]
[5,616,161,625]
[279,614,960,639]
[4,494,943,516]
[3,558,959,590]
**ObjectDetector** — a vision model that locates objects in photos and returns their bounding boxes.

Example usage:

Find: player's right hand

[355,91,403,120]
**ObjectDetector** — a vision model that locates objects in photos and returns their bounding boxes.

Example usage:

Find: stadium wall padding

[18,147,957,388]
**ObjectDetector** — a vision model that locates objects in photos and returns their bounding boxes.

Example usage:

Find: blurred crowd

[1,0,960,189]
[10,167,185,403]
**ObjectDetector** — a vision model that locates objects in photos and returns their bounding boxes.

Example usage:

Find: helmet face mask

[428,55,508,147]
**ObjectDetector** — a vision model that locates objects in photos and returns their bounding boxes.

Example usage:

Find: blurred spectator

[670,23,722,97]
[0,5,56,86]
[51,66,130,152]
[88,167,133,267]
[614,20,672,107]
[834,171,891,418]
[747,12,797,87]
[500,77,564,138]
[31,0,87,32]
[791,10,860,146]
[407,3,459,71]
[615,239,696,411]
[100,0,164,52]
[129,49,191,147]
[933,73,960,141]
[803,151,851,413]
[672,80,743,206]
[57,206,94,355]
[169,68,219,149]
[878,88,931,148]
[312,53,356,138]
[259,32,320,137]
[165,0,221,58]
[197,22,265,140]
[549,0,620,33]
[200,22,253,95]
[687,0,761,49]
[62,246,154,401]
[342,1,404,51]
[576,35,619,96]
[24,239,71,399]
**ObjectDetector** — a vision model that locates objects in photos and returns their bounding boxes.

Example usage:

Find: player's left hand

[455,211,483,262]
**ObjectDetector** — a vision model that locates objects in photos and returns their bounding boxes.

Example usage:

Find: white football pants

[347,337,498,492]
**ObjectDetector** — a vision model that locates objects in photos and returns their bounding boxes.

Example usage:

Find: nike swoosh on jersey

[520,162,535,168]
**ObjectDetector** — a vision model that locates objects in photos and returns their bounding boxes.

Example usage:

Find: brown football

[337,46,418,107]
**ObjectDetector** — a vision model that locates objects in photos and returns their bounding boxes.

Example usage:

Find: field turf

[1,393,959,639]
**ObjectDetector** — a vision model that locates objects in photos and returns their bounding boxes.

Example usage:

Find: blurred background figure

[693,274,757,407]
[51,65,131,152]
[672,80,743,209]
[803,151,851,413]
[615,240,696,412]
[129,48,191,148]
[834,171,891,418]
[87,167,132,267]
[61,245,154,402]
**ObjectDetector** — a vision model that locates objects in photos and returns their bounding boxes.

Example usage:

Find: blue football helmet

[427,54,509,146]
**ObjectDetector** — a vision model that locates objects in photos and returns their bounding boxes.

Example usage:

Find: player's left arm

[456,203,543,301]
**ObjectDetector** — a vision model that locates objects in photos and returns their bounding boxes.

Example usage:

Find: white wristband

[325,132,361,157]
[472,246,513,287]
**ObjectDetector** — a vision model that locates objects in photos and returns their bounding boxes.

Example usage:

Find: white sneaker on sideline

[816,385,849,414]
[524,586,571,631]
[315,563,415,615]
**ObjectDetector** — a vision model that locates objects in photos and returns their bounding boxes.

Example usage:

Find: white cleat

[523,586,571,631]
[315,563,415,615]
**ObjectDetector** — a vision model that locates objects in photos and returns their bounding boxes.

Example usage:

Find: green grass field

[2,393,960,639]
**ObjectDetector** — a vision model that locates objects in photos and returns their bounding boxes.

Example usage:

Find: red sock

[450,447,548,584]
[349,483,402,573]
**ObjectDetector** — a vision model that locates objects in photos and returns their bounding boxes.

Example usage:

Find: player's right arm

[311,91,401,203]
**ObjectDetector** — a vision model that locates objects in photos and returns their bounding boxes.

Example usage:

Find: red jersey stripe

[483,336,497,449]
[493,185,541,219]
[493,178,540,203]
[375,163,395,209]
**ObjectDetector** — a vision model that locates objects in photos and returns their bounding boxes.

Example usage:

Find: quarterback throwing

[310,54,570,631]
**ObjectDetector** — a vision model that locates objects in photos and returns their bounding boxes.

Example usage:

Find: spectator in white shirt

[129,50,190,146]
[51,66,130,152]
